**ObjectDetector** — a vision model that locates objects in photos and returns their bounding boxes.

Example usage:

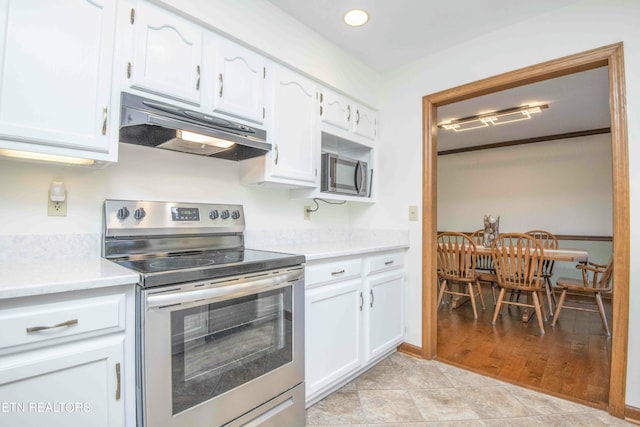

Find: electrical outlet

[408,205,418,221]
[304,205,311,220]
[48,195,67,216]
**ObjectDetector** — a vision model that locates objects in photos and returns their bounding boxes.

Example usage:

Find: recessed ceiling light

[343,9,369,27]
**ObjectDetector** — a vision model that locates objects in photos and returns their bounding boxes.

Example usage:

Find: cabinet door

[130,2,202,105]
[320,88,351,131]
[351,103,378,141]
[269,66,318,184]
[213,38,265,124]
[0,335,124,427]
[0,0,115,153]
[305,279,363,399]
[365,271,404,361]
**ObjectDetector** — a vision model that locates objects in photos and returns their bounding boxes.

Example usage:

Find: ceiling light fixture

[438,104,549,132]
[343,9,369,27]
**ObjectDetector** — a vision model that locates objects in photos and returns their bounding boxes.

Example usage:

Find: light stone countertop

[0,257,140,300]
[246,229,410,262]
[254,241,409,262]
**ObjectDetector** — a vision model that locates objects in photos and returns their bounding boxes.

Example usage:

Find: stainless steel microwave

[321,152,368,197]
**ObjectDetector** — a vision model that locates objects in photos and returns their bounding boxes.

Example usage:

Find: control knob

[220,209,230,220]
[231,210,241,220]
[209,210,219,220]
[134,208,146,220]
[116,207,130,220]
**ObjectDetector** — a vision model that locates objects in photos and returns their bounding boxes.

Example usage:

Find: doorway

[420,43,629,417]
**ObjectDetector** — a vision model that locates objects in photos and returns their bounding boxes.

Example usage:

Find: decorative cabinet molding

[129,1,203,106]
[212,37,265,124]
[319,87,378,146]
[0,0,118,163]
[241,63,319,187]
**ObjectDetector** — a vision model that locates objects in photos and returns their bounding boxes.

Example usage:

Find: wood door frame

[421,43,629,417]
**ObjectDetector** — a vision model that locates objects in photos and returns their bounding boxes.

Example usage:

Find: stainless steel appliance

[321,152,369,197]
[102,200,305,427]
[119,92,270,161]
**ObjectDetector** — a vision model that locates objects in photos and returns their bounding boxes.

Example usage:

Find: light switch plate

[408,205,418,221]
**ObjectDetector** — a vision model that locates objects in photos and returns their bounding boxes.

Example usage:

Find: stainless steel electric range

[103,199,305,427]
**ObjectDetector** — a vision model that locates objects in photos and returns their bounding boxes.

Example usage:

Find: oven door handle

[146,269,303,309]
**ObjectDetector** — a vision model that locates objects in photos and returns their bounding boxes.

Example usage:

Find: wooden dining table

[447,245,589,322]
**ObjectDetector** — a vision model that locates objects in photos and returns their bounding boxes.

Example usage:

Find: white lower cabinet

[306,278,363,398]
[305,250,405,405]
[0,286,134,427]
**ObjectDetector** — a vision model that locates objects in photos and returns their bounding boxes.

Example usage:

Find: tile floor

[305,352,633,426]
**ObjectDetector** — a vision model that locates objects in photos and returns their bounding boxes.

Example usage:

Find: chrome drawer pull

[331,269,345,276]
[26,318,78,333]
[359,292,364,311]
[370,289,374,307]
[384,260,394,265]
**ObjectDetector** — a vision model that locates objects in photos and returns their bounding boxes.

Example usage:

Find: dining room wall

[437,133,612,236]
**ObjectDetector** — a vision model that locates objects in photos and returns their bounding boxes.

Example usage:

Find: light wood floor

[436,285,613,409]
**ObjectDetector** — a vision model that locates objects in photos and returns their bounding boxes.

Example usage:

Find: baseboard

[626,405,640,425]
[397,342,423,358]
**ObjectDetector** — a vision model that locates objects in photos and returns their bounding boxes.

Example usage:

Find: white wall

[438,134,613,235]
[357,0,640,407]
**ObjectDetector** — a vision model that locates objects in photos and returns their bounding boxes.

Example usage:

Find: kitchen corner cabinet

[129,1,203,106]
[212,37,266,124]
[240,64,318,187]
[304,250,405,405]
[0,0,118,162]
[0,286,134,427]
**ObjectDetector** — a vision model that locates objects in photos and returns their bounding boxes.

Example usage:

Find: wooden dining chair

[470,229,499,304]
[551,257,613,336]
[526,230,560,316]
[436,232,485,319]
[491,233,547,334]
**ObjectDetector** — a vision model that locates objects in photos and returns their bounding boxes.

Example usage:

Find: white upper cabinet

[351,103,377,141]
[241,64,318,187]
[269,65,318,184]
[212,38,265,124]
[320,89,351,132]
[129,1,202,105]
[319,88,378,146]
[0,0,117,161]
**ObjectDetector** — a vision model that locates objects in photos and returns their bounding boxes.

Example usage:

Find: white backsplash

[244,228,409,248]
[0,234,102,262]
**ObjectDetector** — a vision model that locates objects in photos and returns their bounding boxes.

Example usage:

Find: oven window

[170,287,293,415]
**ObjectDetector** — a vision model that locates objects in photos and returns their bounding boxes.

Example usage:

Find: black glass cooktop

[115,249,305,288]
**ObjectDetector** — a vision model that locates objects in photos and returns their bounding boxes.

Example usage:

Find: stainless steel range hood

[119,92,270,161]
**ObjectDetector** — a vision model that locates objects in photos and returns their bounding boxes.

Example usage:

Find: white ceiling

[266,0,611,149]
[265,0,579,73]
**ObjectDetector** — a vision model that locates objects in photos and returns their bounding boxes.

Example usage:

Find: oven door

[139,267,305,427]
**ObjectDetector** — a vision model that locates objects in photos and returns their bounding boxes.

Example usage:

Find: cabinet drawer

[306,258,362,287]
[366,252,405,275]
[0,294,125,352]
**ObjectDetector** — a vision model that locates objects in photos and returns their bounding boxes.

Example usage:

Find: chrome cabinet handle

[370,289,374,307]
[347,105,351,121]
[218,73,223,97]
[356,109,360,125]
[385,260,394,266]
[359,292,364,311]
[115,363,121,400]
[331,269,345,276]
[196,65,201,91]
[102,105,107,135]
[26,318,78,333]
[274,144,278,165]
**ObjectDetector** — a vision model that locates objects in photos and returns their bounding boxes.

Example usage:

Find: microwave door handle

[355,161,364,194]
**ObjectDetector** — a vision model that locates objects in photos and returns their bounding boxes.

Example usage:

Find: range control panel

[104,199,245,238]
